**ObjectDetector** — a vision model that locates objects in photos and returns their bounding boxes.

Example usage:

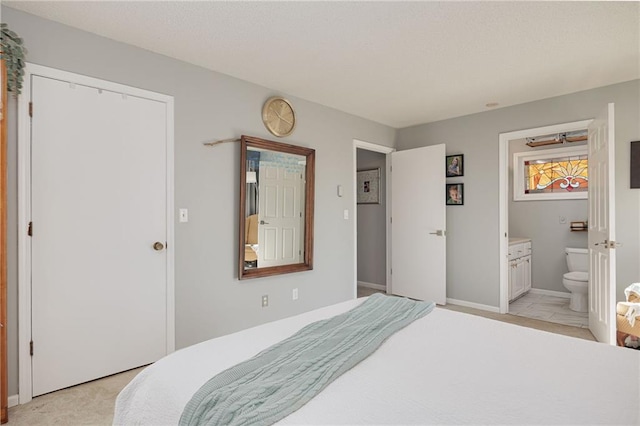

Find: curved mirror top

[239,136,315,279]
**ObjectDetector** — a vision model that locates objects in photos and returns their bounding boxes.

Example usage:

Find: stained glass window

[524,155,588,194]
[513,145,589,201]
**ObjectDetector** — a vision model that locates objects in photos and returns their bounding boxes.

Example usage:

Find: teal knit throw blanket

[179,294,435,426]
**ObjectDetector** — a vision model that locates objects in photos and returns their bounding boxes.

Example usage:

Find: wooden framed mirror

[239,135,315,279]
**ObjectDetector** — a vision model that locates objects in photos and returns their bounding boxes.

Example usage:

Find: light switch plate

[343,209,349,220]
[179,208,189,223]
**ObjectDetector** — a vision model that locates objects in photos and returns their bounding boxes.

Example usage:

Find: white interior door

[30,75,169,396]
[258,161,303,267]
[588,103,616,344]
[391,144,446,304]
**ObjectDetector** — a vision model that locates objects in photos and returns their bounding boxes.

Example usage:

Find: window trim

[513,145,588,201]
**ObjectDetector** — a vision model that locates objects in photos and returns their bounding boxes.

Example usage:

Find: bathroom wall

[508,139,588,294]
[356,149,387,287]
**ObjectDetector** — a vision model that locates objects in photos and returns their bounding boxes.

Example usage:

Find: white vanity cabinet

[508,239,531,302]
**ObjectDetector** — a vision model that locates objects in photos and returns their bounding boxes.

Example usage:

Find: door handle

[260,220,270,225]
[429,230,445,236]
[153,241,165,251]
[594,240,621,249]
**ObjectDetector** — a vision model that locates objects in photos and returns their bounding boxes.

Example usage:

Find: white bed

[114,298,640,425]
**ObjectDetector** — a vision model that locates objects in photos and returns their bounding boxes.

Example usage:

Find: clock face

[262,97,295,137]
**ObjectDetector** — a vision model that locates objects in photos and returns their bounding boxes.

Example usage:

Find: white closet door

[31,76,168,396]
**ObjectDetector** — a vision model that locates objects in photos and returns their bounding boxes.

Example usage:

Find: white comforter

[115,298,640,425]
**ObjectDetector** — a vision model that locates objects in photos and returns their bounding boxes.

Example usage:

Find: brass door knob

[153,242,165,251]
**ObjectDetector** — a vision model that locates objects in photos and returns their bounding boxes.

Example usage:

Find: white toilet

[563,248,588,312]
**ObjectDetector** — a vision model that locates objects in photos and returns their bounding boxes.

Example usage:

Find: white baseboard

[529,288,571,299]
[8,395,19,408]
[446,298,500,313]
[357,281,386,291]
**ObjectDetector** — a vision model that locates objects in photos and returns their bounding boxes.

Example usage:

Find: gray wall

[397,80,640,307]
[356,149,386,286]
[508,140,588,294]
[3,8,396,396]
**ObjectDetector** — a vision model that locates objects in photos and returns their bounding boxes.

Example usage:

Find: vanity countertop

[509,237,531,245]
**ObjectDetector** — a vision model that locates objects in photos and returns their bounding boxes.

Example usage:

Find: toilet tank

[566,247,588,272]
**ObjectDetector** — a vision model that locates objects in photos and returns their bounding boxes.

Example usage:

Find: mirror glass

[239,135,315,279]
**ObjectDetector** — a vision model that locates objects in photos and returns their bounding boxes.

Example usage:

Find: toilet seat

[564,271,588,282]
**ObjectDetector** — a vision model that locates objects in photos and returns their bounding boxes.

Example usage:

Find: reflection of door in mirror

[239,135,315,279]
[257,159,305,267]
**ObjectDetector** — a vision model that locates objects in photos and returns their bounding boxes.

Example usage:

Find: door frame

[1,59,8,423]
[17,63,175,404]
[352,140,395,298]
[498,119,592,314]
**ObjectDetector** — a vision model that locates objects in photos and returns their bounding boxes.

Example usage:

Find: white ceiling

[5,1,640,128]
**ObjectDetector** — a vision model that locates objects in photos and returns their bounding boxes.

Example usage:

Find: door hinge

[30,341,33,356]
[29,102,33,117]
[28,221,32,237]
[390,268,393,275]
[390,217,392,223]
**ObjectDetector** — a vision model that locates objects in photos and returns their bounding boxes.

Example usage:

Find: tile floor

[509,292,589,328]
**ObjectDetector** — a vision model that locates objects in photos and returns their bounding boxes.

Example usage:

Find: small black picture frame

[446,183,464,205]
[446,154,464,177]
[631,141,640,188]
[356,168,381,204]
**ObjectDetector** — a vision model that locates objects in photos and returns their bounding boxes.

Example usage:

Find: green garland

[0,23,26,94]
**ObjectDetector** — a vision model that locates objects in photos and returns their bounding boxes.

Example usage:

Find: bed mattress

[114,298,640,425]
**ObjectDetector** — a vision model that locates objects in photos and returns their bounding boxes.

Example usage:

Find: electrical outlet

[292,288,298,300]
[261,295,269,308]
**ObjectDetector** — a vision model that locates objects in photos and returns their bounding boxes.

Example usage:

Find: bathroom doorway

[499,120,593,330]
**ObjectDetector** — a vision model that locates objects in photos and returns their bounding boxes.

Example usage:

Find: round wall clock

[262,96,296,137]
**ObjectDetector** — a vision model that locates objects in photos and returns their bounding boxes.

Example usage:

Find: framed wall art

[357,168,380,204]
[446,154,464,177]
[446,183,464,205]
